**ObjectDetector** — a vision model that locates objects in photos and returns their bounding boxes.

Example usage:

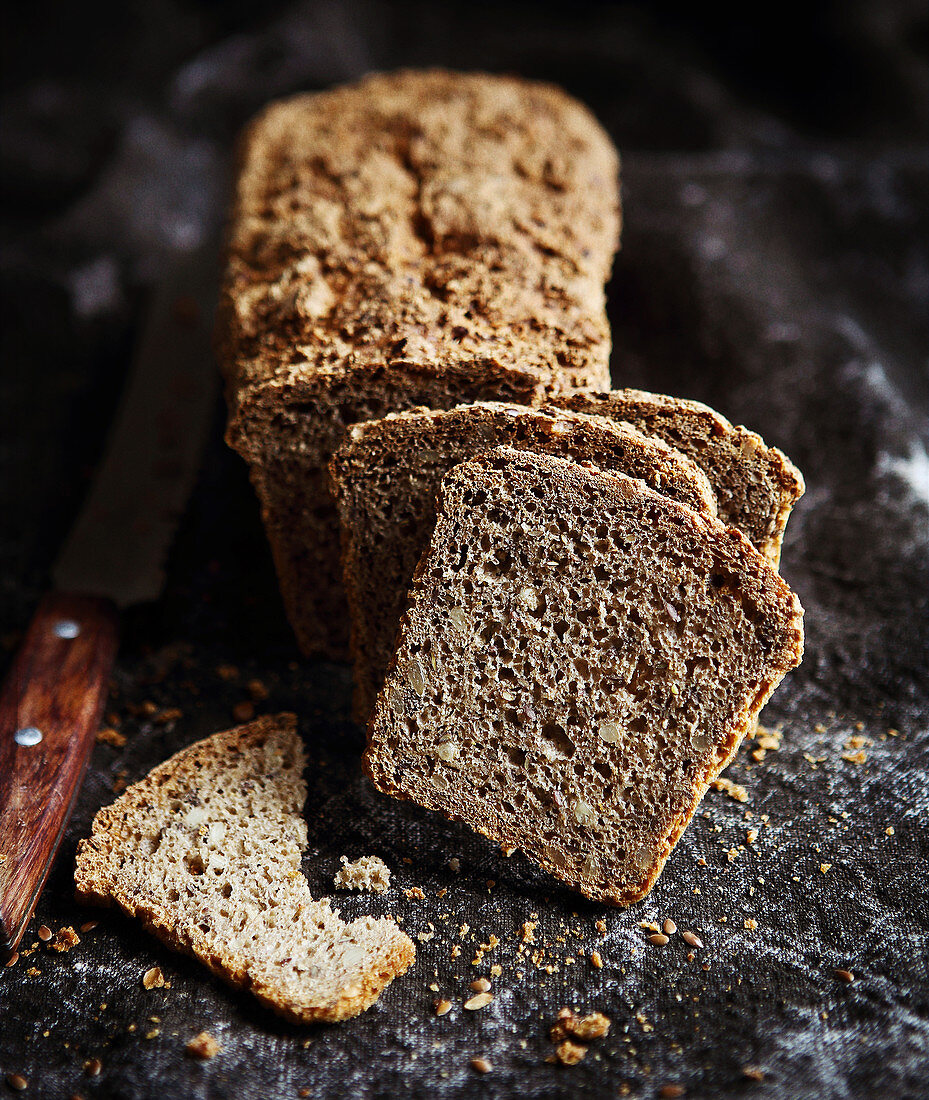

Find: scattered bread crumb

[333,855,391,894]
[50,927,80,953]
[712,777,749,803]
[186,1031,221,1059]
[143,967,168,989]
[555,1040,587,1065]
[404,887,426,900]
[96,727,127,748]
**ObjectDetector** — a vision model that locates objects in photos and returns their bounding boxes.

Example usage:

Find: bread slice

[331,402,718,722]
[75,715,414,1022]
[364,449,803,906]
[219,69,621,658]
[548,390,805,566]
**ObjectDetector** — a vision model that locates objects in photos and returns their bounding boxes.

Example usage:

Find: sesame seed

[434,999,452,1016]
[6,1074,27,1091]
[37,925,52,942]
[84,1058,103,1077]
[647,933,669,946]
[834,968,855,983]
[80,921,98,933]
[469,978,491,993]
[682,930,704,948]
[463,992,493,1010]
[663,919,677,935]
[470,1057,491,1074]
[659,1086,686,1098]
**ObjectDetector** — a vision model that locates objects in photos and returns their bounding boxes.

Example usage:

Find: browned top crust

[219,69,621,416]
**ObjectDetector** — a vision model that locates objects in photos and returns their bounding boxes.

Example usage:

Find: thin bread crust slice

[331,401,718,722]
[365,449,804,906]
[548,390,805,566]
[75,715,414,1023]
[220,69,620,658]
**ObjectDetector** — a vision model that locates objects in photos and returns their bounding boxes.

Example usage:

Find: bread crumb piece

[744,919,758,931]
[333,855,391,894]
[186,1031,221,1059]
[404,887,426,900]
[590,951,603,969]
[521,920,537,944]
[712,778,749,803]
[885,826,895,836]
[50,927,80,953]
[143,967,168,989]
[96,727,127,748]
[551,1009,611,1042]
[555,1040,587,1065]
[448,858,461,872]
[595,919,607,934]
[232,701,255,723]
[659,1086,686,1098]
[743,1066,765,1081]
[820,863,832,874]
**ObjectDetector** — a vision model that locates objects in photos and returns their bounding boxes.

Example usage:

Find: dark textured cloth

[1,3,926,1098]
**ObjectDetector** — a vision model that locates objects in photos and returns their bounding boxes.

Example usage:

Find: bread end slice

[365,448,803,906]
[76,714,414,1022]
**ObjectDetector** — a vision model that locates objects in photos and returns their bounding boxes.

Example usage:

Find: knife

[0,242,219,956]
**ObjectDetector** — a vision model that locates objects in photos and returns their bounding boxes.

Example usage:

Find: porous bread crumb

[404,887,426,900]
[744,919,758,931]
[590,951,603,969]
[334,855,391,895]
[50,927,80,953]
[521,920,537,944]
[712,777,750,803]
[186,1031,220,1059]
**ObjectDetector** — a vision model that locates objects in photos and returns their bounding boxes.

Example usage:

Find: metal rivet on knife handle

[14,727,43,747]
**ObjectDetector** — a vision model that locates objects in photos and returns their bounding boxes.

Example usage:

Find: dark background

[1,3,927,1098]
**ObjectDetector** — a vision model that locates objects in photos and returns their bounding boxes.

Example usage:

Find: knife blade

[0,242,219,955]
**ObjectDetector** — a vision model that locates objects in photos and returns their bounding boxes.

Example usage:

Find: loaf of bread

[75,715,415,1022]
[331,402,718,721]
[219,70,621,658]
[548,390,804,565]
[364,449,804,906]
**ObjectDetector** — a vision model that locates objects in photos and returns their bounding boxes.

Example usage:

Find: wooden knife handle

[0,592,119,955]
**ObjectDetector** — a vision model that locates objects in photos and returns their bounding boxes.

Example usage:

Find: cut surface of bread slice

[365,449,803,906]
[331,402,718,721]
[219,69,620,658]
[75,715,414,1023]
[548,390,805,565]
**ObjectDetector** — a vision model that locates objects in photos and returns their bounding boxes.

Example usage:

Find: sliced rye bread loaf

[331,402,718,722]
[75,715,414,1023]
[219,69,620,658]
[548,390,805,566]
[364,449,804,906]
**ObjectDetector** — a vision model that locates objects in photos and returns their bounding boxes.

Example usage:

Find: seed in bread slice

[364,449,804,906]
[548,390,805,566]
[331,401,718,722]
[75,714,414,1022]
